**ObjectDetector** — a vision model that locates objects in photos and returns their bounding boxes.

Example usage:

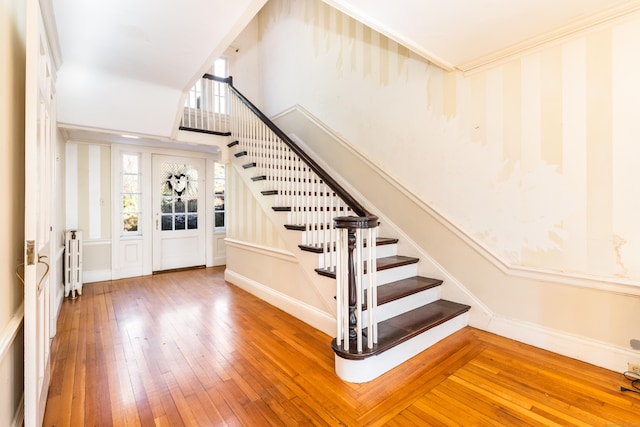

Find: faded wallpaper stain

[255,0,640,282]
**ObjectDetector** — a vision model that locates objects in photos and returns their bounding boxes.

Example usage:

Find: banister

[222,75,372,218]
[203,73,232,84]
[221,74,380,353]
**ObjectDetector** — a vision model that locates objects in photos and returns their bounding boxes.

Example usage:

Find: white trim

[0,303,24,363]
[83,238,112,246]
[82,269,112,284]
[225,238,298,263]
[273,105,640,298]
[225,269,335,336]
[488,316,640,374]
[11,394,24,427]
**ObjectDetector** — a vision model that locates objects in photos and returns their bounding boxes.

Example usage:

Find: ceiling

[52,0,268,141]
[50,0,640,143]
[325,0,640,71]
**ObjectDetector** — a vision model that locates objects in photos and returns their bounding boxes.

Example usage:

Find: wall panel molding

[0,303,24,363]
[273,105,640,298]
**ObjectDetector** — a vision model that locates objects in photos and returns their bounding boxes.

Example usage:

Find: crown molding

[457,0,640,72]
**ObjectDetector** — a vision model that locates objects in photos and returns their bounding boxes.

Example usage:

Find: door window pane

[159,162,199,231]
[161,215,172,231]
[187,215,198,229]
[175,215,186,230]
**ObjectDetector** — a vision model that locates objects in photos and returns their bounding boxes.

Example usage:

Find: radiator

[64,230,83,298]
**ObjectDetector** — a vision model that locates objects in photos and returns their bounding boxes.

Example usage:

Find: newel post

[334,215,378,350]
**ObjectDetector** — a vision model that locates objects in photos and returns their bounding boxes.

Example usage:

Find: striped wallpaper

[255,0,640,282]
[65,142,111,240]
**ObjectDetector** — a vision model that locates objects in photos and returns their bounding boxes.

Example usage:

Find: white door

[24,0,54,425]
[152,155,206,271]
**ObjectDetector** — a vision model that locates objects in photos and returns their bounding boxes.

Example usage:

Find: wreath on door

[164,165,194,201]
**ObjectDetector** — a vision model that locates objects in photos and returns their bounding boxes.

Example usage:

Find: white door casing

[152,155,206,272]
[24,0,55,425]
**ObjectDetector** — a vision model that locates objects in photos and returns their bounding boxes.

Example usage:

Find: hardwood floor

[44,267,640,426]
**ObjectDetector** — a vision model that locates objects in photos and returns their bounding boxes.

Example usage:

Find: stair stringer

[271,105,640,377]
[272,105,493,329]
[227,160,339,332]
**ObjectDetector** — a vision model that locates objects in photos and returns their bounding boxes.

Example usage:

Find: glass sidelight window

[213,163,225,231]
[159,162,199,231]
[122,153,142,235]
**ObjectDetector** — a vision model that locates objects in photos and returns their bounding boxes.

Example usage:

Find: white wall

[0,0,26,424]
[229,0,640,370]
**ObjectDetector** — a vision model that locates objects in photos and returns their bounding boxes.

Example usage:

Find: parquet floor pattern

[44,266,640,426]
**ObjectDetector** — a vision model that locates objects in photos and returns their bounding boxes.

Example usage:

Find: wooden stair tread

[299,237,399,254]
[331,300,471,360]
[368,276,443,307]
[315,255,419,278]
[376,255,418,271]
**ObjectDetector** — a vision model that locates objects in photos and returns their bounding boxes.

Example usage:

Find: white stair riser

[334,312,469,383]
[363,286,441,323]
[372,264,418,285]
[314,243,397,266]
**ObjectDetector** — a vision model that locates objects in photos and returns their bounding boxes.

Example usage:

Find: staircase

[188,73,471,382]
[227,133,470,382]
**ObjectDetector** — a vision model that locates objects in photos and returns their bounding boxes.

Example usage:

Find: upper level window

[121,153,142,235]
[186,57,228,114]
[213,57,227,78]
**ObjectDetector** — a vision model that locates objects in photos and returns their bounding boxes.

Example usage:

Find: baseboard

[225,269,335,336]
[83,269,112,284]
[487,316,640,374]
[11,393,24,427]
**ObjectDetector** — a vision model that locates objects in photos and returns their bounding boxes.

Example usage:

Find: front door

[152,155,206,271]
[24,0,54,425]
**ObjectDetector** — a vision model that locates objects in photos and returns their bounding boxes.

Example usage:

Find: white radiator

[64,230,83,298]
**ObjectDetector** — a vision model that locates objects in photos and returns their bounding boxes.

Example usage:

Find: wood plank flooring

[44,267,640,426]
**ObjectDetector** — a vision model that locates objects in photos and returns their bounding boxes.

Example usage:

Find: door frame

[111,145,220,280]
[24,0,58,425]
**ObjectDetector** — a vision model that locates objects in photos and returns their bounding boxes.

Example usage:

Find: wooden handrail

[219,75,372,218]
[203,73,233,84]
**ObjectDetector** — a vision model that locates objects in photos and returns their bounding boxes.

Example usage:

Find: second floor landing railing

[181,74,231,135]
[185,73,380,354]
